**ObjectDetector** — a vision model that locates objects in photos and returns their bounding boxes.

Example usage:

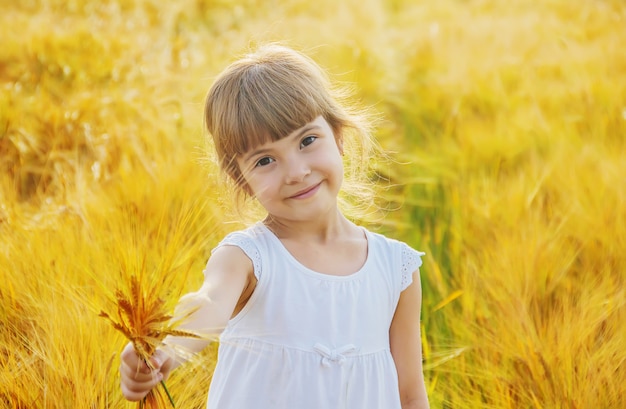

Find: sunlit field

[1,0,625,407]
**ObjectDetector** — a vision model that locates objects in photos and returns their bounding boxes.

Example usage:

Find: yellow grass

[1,0,625,407]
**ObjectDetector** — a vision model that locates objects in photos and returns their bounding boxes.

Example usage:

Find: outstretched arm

[120,245,254,401]
[165,245,254,354]
[390,269,430,409]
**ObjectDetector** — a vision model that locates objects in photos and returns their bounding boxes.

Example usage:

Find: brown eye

[300,136,317,148]
[255,157,274,167]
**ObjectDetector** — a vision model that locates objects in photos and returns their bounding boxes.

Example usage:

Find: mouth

[289,183,321,199]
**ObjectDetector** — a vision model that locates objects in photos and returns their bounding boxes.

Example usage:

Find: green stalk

[161,380,176,407]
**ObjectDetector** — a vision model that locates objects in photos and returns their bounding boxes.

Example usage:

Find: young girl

[119,44,430,409]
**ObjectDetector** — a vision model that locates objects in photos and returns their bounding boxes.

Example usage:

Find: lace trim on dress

[400,244,425,291]
[217,233,263,279]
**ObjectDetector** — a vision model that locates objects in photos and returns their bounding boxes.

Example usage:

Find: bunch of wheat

[100,274,200,408]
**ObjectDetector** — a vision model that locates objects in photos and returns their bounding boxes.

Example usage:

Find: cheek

[331,155,345,188]
[322,151,344,173]
[246,175,275,200]
[238,165,267,197]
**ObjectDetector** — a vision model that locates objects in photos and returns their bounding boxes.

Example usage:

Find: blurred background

[1,0,625,407]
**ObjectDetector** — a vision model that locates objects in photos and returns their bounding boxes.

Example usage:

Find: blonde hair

[204,44,385,219]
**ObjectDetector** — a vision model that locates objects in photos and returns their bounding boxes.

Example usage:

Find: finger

[122,368,163,389]
[120,365,151,383]
[121,373,162,402]
[147,354,163,371]
[121,382,148,402]
[120,344,154,375]
[120,343,144,369]
[120,366,163,401]
[149,348,173,370]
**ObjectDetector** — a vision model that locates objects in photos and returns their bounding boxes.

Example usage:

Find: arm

[390,269,430,409]
[165,244,255,358]
[120,245,254,401]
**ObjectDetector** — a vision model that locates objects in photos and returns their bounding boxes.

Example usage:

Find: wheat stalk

[99,275,201,408]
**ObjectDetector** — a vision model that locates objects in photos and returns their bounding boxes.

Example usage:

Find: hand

[119,342,174,401]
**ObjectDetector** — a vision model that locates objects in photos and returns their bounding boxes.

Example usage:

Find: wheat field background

[1,0,625,408]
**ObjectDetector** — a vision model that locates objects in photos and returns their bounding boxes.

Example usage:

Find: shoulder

[363,228,426,290]
[212,223,270,279]
[205,244,254,279]
[365,228,425,263]
[363,227,404,247]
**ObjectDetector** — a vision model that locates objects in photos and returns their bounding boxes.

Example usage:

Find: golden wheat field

[1,0,625,407]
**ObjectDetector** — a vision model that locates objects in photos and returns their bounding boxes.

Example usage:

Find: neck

[263,210,356,243]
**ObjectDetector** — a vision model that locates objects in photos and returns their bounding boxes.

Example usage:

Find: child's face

[236,116,344,222]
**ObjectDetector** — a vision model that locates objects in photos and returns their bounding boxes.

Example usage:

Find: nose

[284,153,310,184]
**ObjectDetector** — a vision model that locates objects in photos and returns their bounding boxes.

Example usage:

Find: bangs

[230,66,326,154]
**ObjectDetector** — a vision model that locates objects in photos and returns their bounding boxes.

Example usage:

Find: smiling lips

[289,183,321,199]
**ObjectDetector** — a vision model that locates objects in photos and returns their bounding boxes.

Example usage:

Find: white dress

[206,223,425,409]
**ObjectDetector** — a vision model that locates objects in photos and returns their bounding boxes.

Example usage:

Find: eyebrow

[241,123,321,163]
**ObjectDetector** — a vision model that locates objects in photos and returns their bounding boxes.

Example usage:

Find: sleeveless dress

[206,223,425,409]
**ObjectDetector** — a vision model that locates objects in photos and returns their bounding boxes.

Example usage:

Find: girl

[120,44,430,409]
